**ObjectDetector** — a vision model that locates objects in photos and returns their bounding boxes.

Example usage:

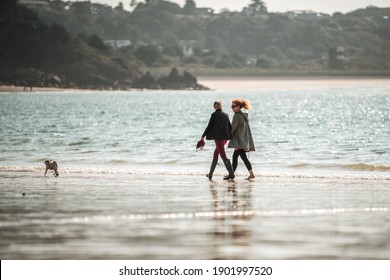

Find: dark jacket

[202,109,233,140]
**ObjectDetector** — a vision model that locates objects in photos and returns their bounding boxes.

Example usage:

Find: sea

[0,79,389,259]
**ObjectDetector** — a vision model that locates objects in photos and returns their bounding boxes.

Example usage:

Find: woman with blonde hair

[200,100,235,180]
[228,98,255,180]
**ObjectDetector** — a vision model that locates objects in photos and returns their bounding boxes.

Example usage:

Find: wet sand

[1,171,389,259]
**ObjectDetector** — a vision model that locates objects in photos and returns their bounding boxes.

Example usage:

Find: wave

[68,141,91,146]
[289,163,390,172]
[1,166,389,181]
[0,207,388,228]
[344,163,390,172]
[108,159,128,164]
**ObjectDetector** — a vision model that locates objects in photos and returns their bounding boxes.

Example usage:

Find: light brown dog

[44,160,59,177]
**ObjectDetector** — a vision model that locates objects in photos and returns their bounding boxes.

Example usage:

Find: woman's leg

[232,149,239,172]
[212,147,219,161]
[214,140,228,161]
[208,142,221,180]
[214,139,234,180]
[238,150,252,171]
[238,150,255,180]
[212,140,222,161]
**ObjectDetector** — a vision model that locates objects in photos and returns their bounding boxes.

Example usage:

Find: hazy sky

[88,0,389,14]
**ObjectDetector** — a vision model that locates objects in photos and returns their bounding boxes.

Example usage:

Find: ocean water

[0,85,389,179]
[1,81,390,259]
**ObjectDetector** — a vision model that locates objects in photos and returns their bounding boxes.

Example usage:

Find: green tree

[88,34,109,52]
[265,45,285,60]
[72,2,91,16]
[248,0,267,14]
[115,2,124,11]
[183,0,196,15]
[0,0,17,18]
[129,0,138,9]
[134,44,162,66]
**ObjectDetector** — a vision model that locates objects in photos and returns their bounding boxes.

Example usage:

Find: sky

[87,0,390,14]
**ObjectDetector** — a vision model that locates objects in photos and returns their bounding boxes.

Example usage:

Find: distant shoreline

[146,67,390,78]
[0,85,86,93]
[1,73,390,92]
[198,72,390,79]
[198,76,390,91]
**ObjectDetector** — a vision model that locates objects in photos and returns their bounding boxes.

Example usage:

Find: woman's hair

[232,98,251,110]
[214,100,222,109]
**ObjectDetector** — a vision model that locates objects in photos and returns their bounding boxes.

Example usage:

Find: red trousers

[213,139,228,161]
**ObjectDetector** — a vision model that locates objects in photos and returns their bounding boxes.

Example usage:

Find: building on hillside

[180,40,196,57]
[328,46,345,69]
[195,7,214,16]
[104,40,131,49]
[19,0,50,10]
[246,56,258,67]
[287,10,330,21]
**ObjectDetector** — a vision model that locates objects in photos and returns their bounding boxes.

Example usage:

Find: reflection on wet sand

[209,182,253,259]
[1,172,389,259]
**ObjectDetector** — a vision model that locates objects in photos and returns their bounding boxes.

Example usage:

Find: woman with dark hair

[228,98,255,180]
[200,100,235,180]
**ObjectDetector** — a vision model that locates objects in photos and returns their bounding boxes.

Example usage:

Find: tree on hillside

[0,0,16,17]
[129,0,138,9]
[20,1,390,71]
[134,44,162,66]
[0,0,142,88]
[249,0,267,14]
[115,2,124,11]
[145,0,162,5]
[183,0,196,15]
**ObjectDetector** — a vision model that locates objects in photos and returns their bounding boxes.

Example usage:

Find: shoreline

[199,76,390,91]
[148,67,390,78]
[196,71,390,78]
[0,85,86,93]
[1,74,390,92]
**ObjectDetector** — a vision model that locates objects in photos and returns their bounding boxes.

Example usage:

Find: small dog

[44,160,59,177]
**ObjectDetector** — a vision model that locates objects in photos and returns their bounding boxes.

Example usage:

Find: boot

[206,160,218,180]
[223,159,235,180]
[245,169,255,180]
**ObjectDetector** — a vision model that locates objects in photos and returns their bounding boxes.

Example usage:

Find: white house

[104,40,131,49]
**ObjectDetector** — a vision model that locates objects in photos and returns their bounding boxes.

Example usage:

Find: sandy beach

[0,85,67,92]
[0,85,94,93]
[1,170,389,259]
[2,76,390,92]
[198,76,390,91]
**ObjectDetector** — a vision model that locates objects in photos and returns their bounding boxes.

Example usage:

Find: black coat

[202,109,233,140]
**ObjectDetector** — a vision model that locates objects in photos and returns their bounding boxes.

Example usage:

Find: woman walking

[228,99,255,180]
[200,100,235,180]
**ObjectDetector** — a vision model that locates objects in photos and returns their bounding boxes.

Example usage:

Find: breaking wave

[289,162,390,172]
[1,165,389,181]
